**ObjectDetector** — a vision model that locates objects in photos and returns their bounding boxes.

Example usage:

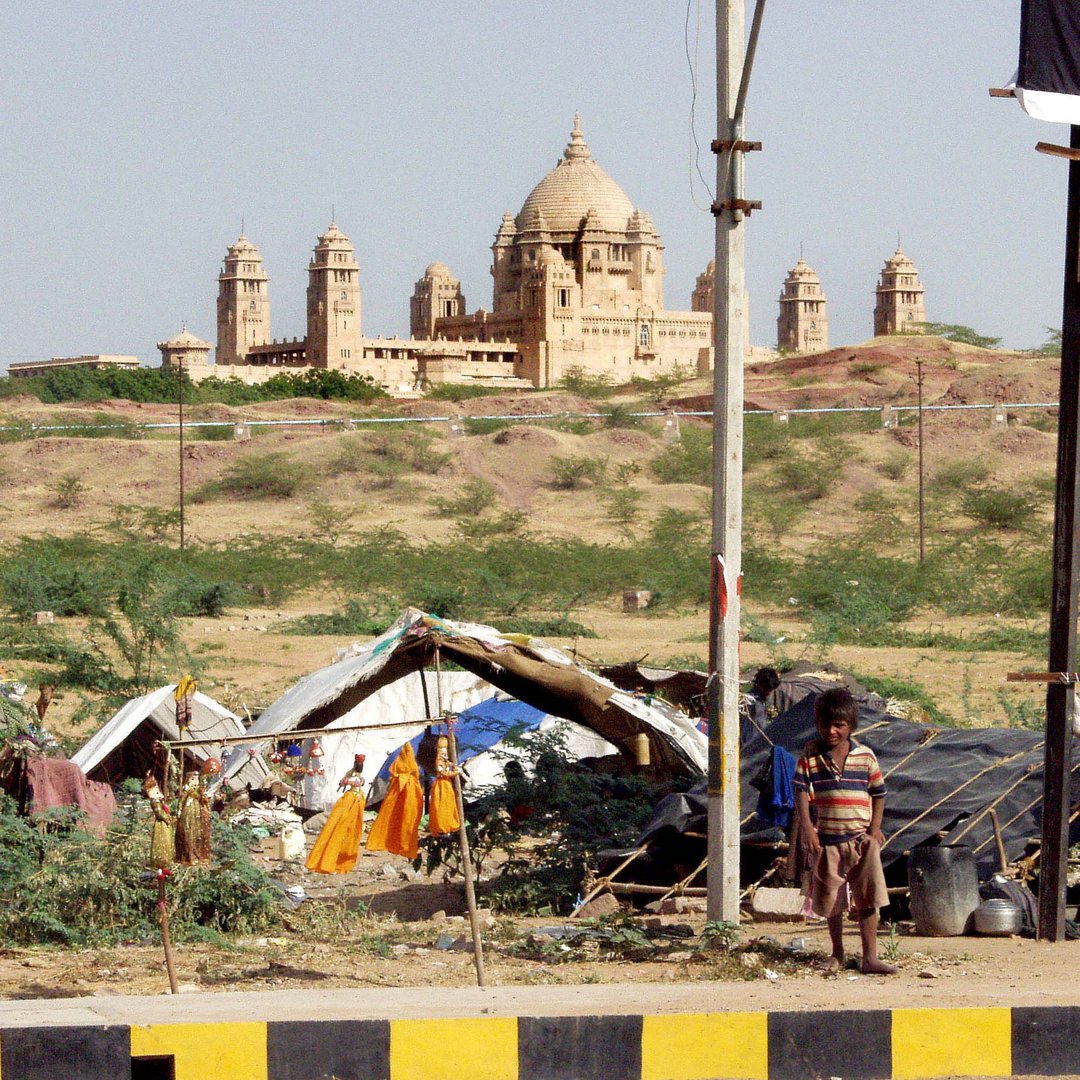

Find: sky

[0,2,1067,371]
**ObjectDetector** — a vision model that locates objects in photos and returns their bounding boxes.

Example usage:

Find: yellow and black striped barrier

[0,1005,1074,1079]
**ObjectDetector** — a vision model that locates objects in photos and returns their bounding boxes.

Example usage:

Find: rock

[450,935,471,952]
[434,934,456,950]
[751,887,805,922]
[667,950,693,963]
[390,945,410,957]
[644,901,663,914]
[477,914,497,932]
[446,915,466,924]
[740,953,762,970]
[576,892,621,918]
[303,811,329,834]
[430,910,447,925]
[918,968,939,979]
[643,917,665,930]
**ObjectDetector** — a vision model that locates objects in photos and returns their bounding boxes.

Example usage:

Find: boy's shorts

[809,833,889,918]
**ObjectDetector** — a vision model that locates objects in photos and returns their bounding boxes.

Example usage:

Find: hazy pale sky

[0,2,1066,371]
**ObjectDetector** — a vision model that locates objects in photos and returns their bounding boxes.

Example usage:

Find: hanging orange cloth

[366,742,424,860]
[306,756,367,874]
[428,735,461,837]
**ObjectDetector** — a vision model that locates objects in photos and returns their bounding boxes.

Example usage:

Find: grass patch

[195,453,308,501]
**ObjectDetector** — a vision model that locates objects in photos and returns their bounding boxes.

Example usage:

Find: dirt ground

[0,830,1077,1010]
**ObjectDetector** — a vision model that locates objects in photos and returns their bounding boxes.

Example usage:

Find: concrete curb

[0,1003,1076,1078]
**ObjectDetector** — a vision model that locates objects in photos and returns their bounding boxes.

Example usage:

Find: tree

[1031,327,1062,357]
[916,323,1002,349]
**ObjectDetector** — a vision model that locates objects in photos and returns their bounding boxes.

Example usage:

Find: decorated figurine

[143,773,175,870]
[175,771,211,865]
[428,735,461,836]
[306,754,367,874]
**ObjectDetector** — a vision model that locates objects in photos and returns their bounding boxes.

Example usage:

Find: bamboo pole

[989,808,1009,874]
[570,845,648,917]
[435,647,485,988]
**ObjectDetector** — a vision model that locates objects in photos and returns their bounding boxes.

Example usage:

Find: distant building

[873,247,927,336]
[187,116,714,391]
[777,258,828,353]
[157,328,213,373]
[8,355,140,379]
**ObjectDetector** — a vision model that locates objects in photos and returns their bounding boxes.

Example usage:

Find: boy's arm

[868,794,886,846]
[795,790,820,856]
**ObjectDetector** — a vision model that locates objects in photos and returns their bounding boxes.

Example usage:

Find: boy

[793,686,897,975]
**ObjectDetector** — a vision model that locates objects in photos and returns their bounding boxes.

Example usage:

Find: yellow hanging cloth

[366,742,423,860]
[306,757,367,874]
[428,735,461,837]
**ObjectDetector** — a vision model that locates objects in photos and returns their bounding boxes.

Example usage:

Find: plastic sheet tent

[72,685,269,791]
[371,694,619,799]
[636,685,1080,878]
[222,608,706,809]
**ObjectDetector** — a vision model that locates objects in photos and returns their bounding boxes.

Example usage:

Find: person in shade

[306,755,367,875]
[366,742,424,861]
[793,687,897,975]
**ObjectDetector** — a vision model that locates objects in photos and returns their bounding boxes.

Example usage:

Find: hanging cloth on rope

[366,742,423,860]
[174,677,197,732]
[307,756,367,874]
[428,735,461,837]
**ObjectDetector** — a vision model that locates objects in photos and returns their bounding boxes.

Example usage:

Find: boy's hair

[814,686,859,732]
[752,667,780,698]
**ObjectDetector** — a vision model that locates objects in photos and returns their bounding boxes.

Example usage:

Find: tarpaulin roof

[373,694,618,793]
[222,608,706,791]
[638,689,1080,877]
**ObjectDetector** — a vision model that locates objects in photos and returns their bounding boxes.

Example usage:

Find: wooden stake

[157,874,179,995]
[989,808,1009,875]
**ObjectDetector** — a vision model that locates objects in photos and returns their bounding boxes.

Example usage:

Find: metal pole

[1039,122,1080,941]
[707,0,749,924]
[178,364,186,553]
[916,359,925,562]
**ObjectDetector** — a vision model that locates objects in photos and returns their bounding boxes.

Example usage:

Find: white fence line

[0,401,1061,435]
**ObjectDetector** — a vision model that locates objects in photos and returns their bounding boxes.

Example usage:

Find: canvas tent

[222,608,706,809]
[72,685,269,791]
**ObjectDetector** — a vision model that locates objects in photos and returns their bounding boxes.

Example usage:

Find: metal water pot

[973,898,1023,936]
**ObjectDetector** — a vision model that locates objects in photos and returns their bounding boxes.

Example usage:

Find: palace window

[557,288,571,308]
[639,325,651,347]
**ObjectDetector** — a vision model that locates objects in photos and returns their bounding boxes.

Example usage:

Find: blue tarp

[376,696,548,779]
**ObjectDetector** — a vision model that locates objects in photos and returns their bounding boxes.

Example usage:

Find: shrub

[600,403,642,429]
[960,486,1036,530]
[932,459,990,491]
[465,417,511,435]
[878,450,910,481]
[550,455,608,489]
[650,425,711,485]
[326,440,368,477]
[774,451,830,500]
[558,366,616,399]
[209,453,308,500]
[603,487,643,531]
[425,383,505,402]
[370,428,450,474]
[432,478,498,517]
[454,511,527,538]
[49,474,86,509]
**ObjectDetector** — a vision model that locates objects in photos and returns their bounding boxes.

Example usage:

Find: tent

[371,693,620,799]
[222,608,706,809]
[635,676,1080,879]
[72,685,269,791]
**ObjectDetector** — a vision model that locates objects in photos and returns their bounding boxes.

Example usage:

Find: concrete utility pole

[708,0,764,923]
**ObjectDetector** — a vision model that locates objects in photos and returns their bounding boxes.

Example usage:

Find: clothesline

[166,716,454,750]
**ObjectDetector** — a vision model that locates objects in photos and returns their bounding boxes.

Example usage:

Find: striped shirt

[793,741,885,844]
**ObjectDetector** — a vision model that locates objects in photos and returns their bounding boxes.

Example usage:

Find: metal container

[908,845,979,936]
[973,898,1023,936]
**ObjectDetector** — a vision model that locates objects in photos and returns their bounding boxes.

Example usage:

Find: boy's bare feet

[824,955,843,974]
[860,957,898,975]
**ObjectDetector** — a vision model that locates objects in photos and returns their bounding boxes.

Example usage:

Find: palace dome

[516,115,636,235]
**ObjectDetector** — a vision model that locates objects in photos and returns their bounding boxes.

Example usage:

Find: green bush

[432,478,498,517]
[425,383,505,402]
[960,486,1036,530]
[558,366,616,399]
[202,453,308,500]
[600,403,643,429]
[932,459,991,492]
[370,428,450,474]
[454,511,527,538]
[650,425,711,485]
[49,474,86,509]
[464,417,511,435]
[602,487,643,531]
[878,450,910,481]
[0,792,282,946]
[550,455,608,489]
